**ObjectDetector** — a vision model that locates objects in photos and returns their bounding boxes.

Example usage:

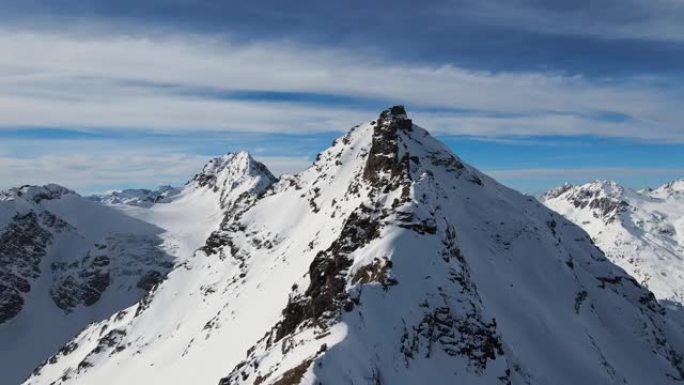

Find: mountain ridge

[21,106,684,385]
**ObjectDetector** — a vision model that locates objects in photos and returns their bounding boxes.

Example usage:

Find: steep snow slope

[109,151,277,263]
[1,152,276,384]
[543,180,684,303]
[25,107,684,385]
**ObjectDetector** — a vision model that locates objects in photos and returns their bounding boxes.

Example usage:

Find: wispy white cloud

[451,0,684,43]
[486,167,684,180]
[0,27,682,193]
[0,30,682,141]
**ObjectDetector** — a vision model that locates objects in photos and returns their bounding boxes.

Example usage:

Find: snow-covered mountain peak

[545,179,625,199]
[25,106,684,385]
[17,107,684,385]
[304,105,477,191]
[192,151,265,184]
[543,178,684,304]
[0,184,77,203]
[542,180,630,223]
[647,179,684,199]
[187,151,276,209]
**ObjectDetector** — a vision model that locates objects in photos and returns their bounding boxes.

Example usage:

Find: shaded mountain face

[543,180,684,304]
[0,154,276,385]
[24,107,684,385]
[0,184,172,384]
[0,184,171,324]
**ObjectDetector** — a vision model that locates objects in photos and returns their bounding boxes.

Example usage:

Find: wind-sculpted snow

[21,108,684,385]
[544,180,684,304]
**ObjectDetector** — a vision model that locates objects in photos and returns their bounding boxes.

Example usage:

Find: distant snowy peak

[0,184,77,203]
[188,151,277,209]
[543,179,684,304]
[543,179,626,201]
[190,151,274,189]
[89,186,180,207]
[542,180,630,223]
[646,179,684,199]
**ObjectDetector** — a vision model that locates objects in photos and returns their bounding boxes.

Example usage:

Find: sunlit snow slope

[25,107,684,385]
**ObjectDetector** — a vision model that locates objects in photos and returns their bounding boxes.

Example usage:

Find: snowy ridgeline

[3,107,684,385]
[88,186,181,207]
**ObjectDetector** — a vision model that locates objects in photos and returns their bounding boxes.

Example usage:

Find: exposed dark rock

[136,270,164,291]
[0,212,52,324]
[272,359,312,385]
[566,189,628,223]
[589,198,628,219]
[401,305,503,372]
[91,329,127,355]
[363,106,412,188]
[274,206,382,341]
[574,291,588,314]
[352,257,397,289]
[0,291,24,324]
[51,255,112,311]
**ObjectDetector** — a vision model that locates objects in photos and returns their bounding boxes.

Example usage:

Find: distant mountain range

[543,179,684,304]
[89,186,181,207]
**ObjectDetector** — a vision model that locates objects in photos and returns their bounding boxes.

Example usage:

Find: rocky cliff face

[23,107,684,385]
[0,211,54,324]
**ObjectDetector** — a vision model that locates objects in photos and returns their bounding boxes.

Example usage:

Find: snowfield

[4,107,684,385]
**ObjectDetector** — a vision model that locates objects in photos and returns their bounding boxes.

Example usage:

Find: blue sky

[0,0,682,193]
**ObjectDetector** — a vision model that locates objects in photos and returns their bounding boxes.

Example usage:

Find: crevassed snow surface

[24,107,684,385]
[543,180,684,304]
